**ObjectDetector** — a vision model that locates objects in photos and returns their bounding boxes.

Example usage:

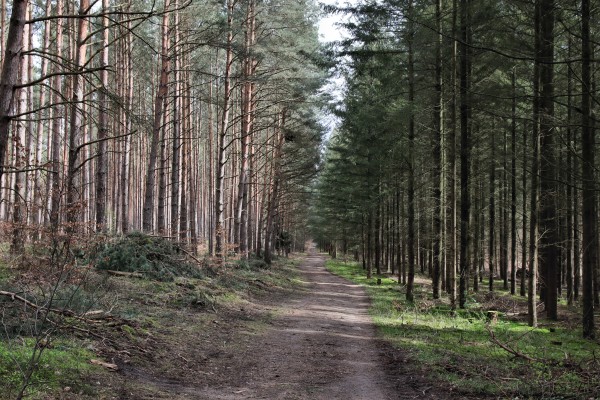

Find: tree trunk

[10,1,29,253]
[581,0,596,339]
[0,0,28,185]
[538,0,558,321]
[264,114,285,265]
[215,0,234,257]
[406,0,416,302]
[49,0,64,231]
[458,0,471,309]
[489,132,496,292]
[142,0,170,233]
[521,122,528,297]
[528,0,541,328]
[566,34,574,305]
[448,0,458,310]
[95,0,109,232]
[510,68,517,295]
[432,0,443,299]
[65,0,90,232]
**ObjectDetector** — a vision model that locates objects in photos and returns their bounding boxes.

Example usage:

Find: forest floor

[1,249,447,399]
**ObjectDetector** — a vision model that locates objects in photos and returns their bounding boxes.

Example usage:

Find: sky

[317,0,351,43]
[316,0,353,138]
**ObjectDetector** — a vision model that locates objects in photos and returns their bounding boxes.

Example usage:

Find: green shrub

[93,232,202,281]
[236,256,269,270]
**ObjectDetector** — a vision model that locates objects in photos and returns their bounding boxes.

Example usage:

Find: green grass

[0,337,97,399]
[326,260,600,398]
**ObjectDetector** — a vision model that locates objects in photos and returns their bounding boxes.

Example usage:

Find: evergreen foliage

[93,232,202,281]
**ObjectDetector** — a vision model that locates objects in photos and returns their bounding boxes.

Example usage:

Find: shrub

[93,232,201,281]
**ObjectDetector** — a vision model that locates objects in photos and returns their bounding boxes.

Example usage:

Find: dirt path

[110,251,440,399]
[198,251,434,400]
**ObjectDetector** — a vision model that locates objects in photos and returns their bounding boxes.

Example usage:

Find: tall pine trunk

[0,0,28,185]
[581,0,596,339]
[95,0,109,232]
[142,0,170,233]
[405,0,416,302]
[458,0,471,309]
[538,0,558,321]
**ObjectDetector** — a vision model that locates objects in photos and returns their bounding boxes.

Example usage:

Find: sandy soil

[104,251,442,399]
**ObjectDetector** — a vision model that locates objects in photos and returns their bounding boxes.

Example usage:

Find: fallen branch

[0,290,89,320]
[90,359,119,371]
[104,270,144,278]
[176,245,205,266]
[0,290,123,325]
[486,325,539,363]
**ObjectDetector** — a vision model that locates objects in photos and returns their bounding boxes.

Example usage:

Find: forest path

[199,250,433,400]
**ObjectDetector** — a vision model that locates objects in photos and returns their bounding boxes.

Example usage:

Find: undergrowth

[0,338,96,399]
[0,234,298,399]
[92,232,202,281]
[326,260,600,399]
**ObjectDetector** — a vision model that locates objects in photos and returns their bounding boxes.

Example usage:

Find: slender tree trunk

[538,0,558,321]
[33,0,52,237]
[458,0,471,309]
[95,0,109,232]
[236,0,255,258]
[264,114,285,265]
[432,0,443,299]
[489,133,496,292]
[120,15,133,234]
[207,66,215,254]
[142,0,170,233]
[502,130,509,291]
[406,0,416,302]
[49,0,64,231]
[510,68,517,295]
[10,2,29,253]
[215,0,234,257]
[0,0,5,70]
[581,0,596,339]
[448,0,458,310]
[566,34,574,305]
[521,122,528,297]
[0,0,28,185]
[528,0,541,328]
[171,7,181,237]
[65,0,90,231]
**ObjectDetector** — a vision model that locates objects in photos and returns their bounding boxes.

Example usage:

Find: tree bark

[538,0,558,321]
[432,0,443,300]
[581,0,596,339]
[10,1,29,253]
[0,0,28,185]
[458,0,471,309]
[65,0,90,232]
[142,0,170,233]
[489,132,496,292]
[528,0,541,328]
[95,0,109,232]
[406,0,416,302]
[215,0,234,257]
[510,68,517,295]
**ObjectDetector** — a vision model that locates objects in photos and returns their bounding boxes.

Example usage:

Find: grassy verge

[0,338,97,399]
[326,259,600,398]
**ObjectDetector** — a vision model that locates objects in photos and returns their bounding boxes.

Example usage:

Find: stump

[487,311,499,325]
